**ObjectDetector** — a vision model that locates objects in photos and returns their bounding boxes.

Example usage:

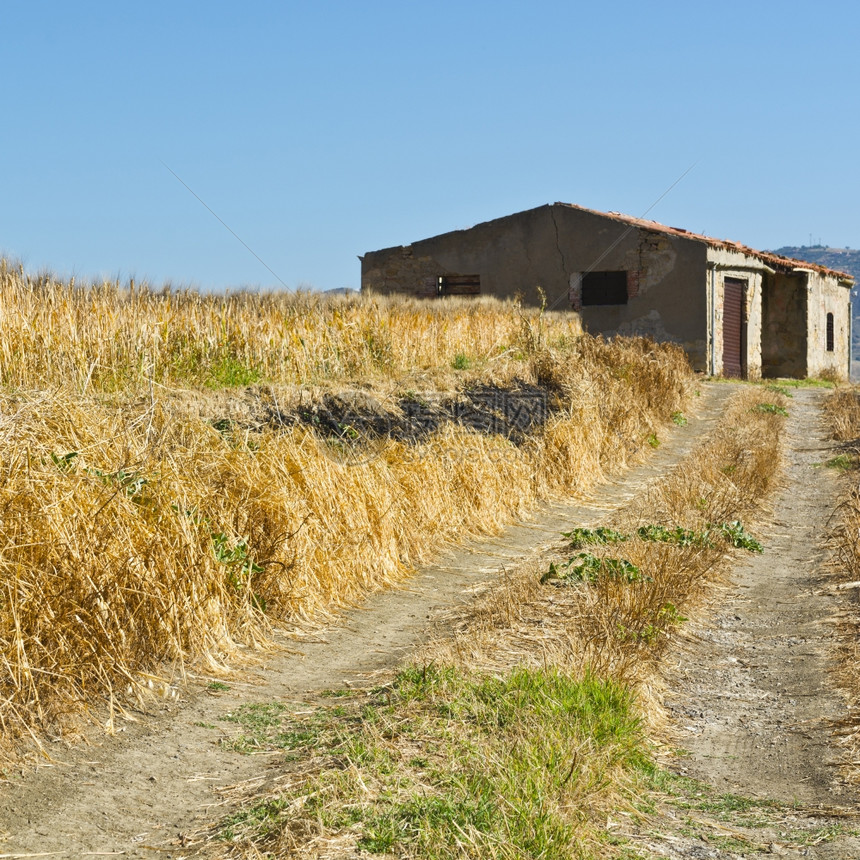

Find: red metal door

[722,278,745,378]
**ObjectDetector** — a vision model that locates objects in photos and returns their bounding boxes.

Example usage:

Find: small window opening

[581,271,628,306]
[826,312,834,352]
[437,274,480,297]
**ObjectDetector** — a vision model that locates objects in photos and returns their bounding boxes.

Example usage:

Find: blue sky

[2,1,857,291]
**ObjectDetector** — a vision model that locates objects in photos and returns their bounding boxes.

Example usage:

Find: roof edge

[552,202,853,282]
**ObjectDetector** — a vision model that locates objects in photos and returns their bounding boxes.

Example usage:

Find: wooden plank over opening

[439,274,481,296]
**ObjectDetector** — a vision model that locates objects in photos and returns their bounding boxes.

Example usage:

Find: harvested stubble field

[0,262,694,756]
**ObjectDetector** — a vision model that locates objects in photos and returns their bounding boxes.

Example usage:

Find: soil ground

[0,383,857,859]
[625,388,860,859]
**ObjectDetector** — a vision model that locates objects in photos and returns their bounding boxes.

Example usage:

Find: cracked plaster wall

[759,269,850,380]
[806,271,851,379]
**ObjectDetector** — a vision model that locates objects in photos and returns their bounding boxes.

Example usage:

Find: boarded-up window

[581,271,628,306]
[826,312,834,352]
[438,275,480,297]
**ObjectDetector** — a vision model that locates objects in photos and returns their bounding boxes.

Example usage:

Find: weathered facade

[360,203,854,379]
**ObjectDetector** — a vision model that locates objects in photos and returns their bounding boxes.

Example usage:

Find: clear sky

[2,1,857,291]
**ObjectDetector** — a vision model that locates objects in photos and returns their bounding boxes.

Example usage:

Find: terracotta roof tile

[556,203,854,282]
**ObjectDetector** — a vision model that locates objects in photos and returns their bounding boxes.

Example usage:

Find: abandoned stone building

[360,203,854,379]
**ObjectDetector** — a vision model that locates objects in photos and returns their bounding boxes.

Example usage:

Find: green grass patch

[643,767,860,848]
[767,377,835,389]
[216,665,650,857]
[755,402,789,416]
[218,701,335,755]
[825,453,855,471]
[764,383,793,398]
[205,355,262,388]
[671,411,688,426]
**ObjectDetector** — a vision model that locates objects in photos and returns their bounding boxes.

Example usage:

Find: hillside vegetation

[0,261,694,753]
[771,245,860,284]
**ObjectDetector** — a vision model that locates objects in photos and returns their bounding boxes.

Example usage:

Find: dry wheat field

[0,261,694,754]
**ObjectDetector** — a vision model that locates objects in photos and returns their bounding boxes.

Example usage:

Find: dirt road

[1,383,857,859]
[640,388,860,859]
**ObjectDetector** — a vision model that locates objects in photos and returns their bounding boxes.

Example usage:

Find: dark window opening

[438,274,481,297]
[826,312,834,352]
[581,271,628,306]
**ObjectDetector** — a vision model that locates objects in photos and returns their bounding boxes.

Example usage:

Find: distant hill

[770,245,860,283]
[771,245,859,315]
[322,287,358,296]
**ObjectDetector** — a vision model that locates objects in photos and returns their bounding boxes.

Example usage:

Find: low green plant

[562,526,627,548]
[671,411,688,426]
[205,355,262,388]
[210,533,266,608]
[51,453,150,502]
[636,523,704,547]
[86,466,149,501]
[50,451,79,472]
[560,521,762,553]
[542,552,647,585]
[211,533,263,579]
[825,453,854,471]
[755,402,789,416]
[718,520,764,552]
[765,383,793,398]
[646,432,660,448]
[658,602,687,626]
[451,352,471,370]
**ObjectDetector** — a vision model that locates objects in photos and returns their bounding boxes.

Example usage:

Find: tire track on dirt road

[0,384,737,858]
[650,387,860,860]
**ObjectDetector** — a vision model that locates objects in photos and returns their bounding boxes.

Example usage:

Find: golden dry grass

[0,259,583,392]
[822,386,860,783]
[0,262,695,754]
[824,387,860,443]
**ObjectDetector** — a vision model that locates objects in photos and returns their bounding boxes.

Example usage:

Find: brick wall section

[626,270,640,300]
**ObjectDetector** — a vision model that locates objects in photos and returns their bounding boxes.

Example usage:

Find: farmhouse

[360,203,854,379]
